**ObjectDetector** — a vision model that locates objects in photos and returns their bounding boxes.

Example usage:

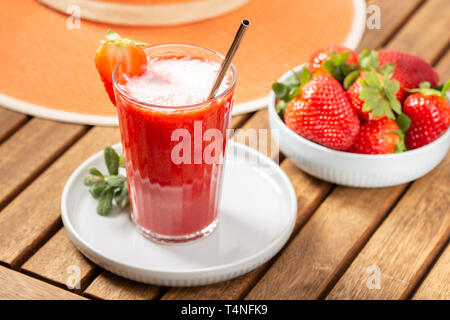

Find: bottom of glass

[132,216,219,244]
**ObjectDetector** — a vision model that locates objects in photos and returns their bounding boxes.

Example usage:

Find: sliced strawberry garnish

[95,30,147,105]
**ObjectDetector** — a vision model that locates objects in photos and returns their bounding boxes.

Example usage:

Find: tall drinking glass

[113,44,236,243]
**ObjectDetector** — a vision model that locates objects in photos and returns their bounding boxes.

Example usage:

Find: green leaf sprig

[272,67,312,117]
[84,146,129,216]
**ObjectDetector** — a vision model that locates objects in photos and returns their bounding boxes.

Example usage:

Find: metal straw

[208,19,250,99]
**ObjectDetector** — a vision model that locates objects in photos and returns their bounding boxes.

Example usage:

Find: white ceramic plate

[61,141,297,286]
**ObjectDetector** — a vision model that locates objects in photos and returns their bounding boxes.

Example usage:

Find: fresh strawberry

[348,118,403,154]
[402,81,450,149]
[308,45,359,85]
[377,50,439,102]
[347,69,403,121]
[282,74,360,151]
[95,30,148,105]
[309,45,358,74]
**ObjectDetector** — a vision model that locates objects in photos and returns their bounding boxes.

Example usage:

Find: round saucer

[61,141,297,286]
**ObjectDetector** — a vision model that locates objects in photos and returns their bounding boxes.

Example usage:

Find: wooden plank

[21,228,96,292]
[0,126,119,268]
[0,265,84,300]
[384,0,450,63]
[0,118,87,209]
[245,184,406,299]
[230,113,253,130]
[162,160,332,300]
[357,0,424,50]
[232,109,279,160]
[412,244,450,300]
[0,108,28,143]
[327,155,450,299]
[84,272,162,300]
[435,50,450,80]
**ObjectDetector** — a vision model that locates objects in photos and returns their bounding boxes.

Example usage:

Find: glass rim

[112,43,237,110]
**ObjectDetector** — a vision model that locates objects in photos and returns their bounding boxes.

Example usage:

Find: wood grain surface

[0,119,87,209]
[0,127,119,268]
[0,265,85,300]
[0,108,28,143]
[21,228,97,292]
[245,184,406,299]
[412,244,450,300]
[357,0,424,50]
[84,272,162,300]
[326,155,450,299]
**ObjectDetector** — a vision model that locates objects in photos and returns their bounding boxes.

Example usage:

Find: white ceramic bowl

[268,65,450,188]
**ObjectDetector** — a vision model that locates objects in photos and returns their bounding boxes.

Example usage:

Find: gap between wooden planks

[0,108,28,144]
[0,265,85,300]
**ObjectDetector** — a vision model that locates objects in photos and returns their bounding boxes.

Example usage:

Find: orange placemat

[0,0,365,125]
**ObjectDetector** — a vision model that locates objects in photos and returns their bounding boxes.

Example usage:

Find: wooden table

[0,0,448,300]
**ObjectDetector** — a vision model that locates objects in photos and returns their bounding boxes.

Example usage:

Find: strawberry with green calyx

[272,67,312,117]
[347,67,403,121]
[402,80,450,149]
[348,118,405,154]
[377,50,439,102]
[308,45,360,87]
[283,75,360,151]
[309,45,359,75]
[95,30,148,105]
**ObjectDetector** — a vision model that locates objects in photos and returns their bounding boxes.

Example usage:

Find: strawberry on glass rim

[95,30,148,105]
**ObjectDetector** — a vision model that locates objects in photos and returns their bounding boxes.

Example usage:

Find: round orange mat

[0,0,365,125]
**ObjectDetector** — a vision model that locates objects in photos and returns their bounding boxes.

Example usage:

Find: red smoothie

[113,44,235,243]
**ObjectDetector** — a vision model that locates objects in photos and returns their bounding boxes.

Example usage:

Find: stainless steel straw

[208,19,250,99]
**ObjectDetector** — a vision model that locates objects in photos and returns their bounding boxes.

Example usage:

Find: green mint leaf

[106,175,127,187]
[272,82,290,100]
[97,187,114,216]
[396,113,411,133]
[104,146,120,175]
[115,184,130,209]
[84,175,103,186]
[343,70,360,89]
[89,167,104,178]
[119,154,125,168]
[89,181,108,199]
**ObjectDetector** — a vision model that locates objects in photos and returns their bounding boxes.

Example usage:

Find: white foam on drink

[121,57,232,107]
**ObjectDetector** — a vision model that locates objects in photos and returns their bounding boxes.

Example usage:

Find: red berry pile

[273,45,450,154]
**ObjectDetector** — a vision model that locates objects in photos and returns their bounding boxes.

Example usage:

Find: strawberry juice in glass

[113,44,236,243]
